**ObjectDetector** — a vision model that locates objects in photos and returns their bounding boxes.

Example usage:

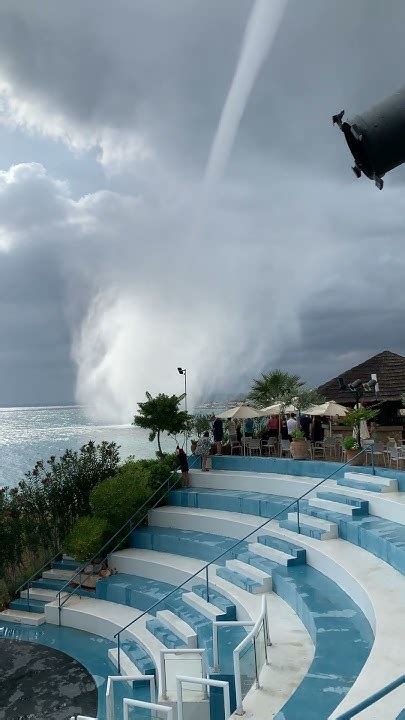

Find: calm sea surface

[0,406,178,488]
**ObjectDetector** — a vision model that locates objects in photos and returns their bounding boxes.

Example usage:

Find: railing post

[27,583,30,612]
[253,636,260,689]
[371,444,375,475]
[117,633,121,673]
[205,565,210,604]
[296,498,300,534]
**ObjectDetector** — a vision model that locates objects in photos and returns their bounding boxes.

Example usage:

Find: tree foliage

[248,369,304,408]
[191,414,211,438]
[133,392,189,455]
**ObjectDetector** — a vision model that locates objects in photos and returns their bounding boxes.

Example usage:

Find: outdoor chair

[280,439,291,457]
[230,440,242,455]
[388,446,405,469]
[247,439,261,456]
[261,437,277,456]
[364,441,386,467]
[312,441,326,459]
[323,437,337,458]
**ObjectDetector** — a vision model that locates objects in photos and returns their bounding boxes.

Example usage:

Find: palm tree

[248,369,304,408]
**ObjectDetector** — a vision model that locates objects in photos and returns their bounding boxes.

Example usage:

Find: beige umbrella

[217,405,266,455]
[307,401,348,417]
[217,404,267,419]
[307,401,348,437]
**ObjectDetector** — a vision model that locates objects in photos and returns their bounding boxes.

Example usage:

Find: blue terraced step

[279,517,338,540]
[9,598,46,613]
[215,566,262,594]
[146,618,187,649]
[337,477,389,493]
[191,584,236,619]
[52,560,81,571]
[316,491,369,513]
[396,710,405,720]
[131,525,239,563]
[31,578,67,591]
[169,487,293,519]
[256,535,307,564]
[121,639,156,676]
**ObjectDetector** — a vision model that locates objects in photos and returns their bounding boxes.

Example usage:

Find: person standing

[213,416,224,455]
[300,415,311,440]
[267,415,279,438]
[228,418,237,437]
[195,431,212,471]
[176,446,190,488]
[286,414,298,440]
[235,420,242,444]
[245,417,254,438]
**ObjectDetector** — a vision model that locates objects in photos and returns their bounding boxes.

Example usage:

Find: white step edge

[0,608,45,625]
[182,591,225,621]
[248,542,294,566]
[308,498,356,516]
[42,568,75,581]
[108,647,142,685]
[286,513,338,539]
[63,554,76,561]
[156,610,197,648]
[287,512,337,531]
[344,471,398,489]
[226,559,272,591]
[20,588,68,602]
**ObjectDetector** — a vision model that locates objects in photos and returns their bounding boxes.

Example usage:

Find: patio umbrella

[217,405,266,455]
[307,401,348,437]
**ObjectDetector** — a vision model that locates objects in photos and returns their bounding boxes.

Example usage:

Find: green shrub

[64,515,110,562]
[90,463,152,529]
[0,579,10,610]
[342,436,358,450]
[291,429,305,440]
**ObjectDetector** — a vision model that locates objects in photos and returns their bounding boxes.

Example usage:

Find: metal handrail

[335,675,405,719]
[57,456,200,615]
[113,446,369,669]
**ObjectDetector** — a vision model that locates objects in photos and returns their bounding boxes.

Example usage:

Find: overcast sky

[1,0,405,418]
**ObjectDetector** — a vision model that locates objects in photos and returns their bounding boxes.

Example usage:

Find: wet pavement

[0,637,97,719]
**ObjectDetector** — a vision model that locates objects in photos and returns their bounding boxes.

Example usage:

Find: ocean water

[0,405,177,488]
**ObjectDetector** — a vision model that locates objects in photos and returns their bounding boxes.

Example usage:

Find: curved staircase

[1,459,405,720]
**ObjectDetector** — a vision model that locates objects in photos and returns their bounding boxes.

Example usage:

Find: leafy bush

[90,462,152,529]
[0,580,10,610]
[291,429,305,440]
[64,515,110,562]
[342,436,359,450]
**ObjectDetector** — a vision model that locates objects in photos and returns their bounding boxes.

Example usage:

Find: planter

[290,439,309,460]
[346,448,364,466]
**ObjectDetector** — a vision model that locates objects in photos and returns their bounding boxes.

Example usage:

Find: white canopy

[306,401,348,417]
[217,404,266,420]
[261,401,297,415]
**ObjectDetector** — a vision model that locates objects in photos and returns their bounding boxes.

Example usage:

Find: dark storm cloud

[0,1,405,412]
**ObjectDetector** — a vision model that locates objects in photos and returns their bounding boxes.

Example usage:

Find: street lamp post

[177,367,188,454]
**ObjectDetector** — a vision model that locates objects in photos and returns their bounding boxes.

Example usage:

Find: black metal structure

[333,86,405,189]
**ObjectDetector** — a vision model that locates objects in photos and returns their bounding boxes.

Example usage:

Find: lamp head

[177,367,185,375]
[348,379,362,391]
[363,378,377,392]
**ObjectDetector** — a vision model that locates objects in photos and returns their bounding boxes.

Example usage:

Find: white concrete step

[344,472,398,491]
[287,513,338,539]
[308,498,357,516]
[182,592,225,621]
[226,559,272,591]
[156,610,197,648]
[108,647,142,683]
[248,542,295,566]
[42,568,75,582]
[0,608,45,625]
[21,588,68,602]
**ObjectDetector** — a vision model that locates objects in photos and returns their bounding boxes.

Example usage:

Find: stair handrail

[335,674,405,719]
[113,446,369,669]
[57,456,200,613]
[13,549,62,599]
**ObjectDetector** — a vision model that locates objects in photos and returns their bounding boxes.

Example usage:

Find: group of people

[262,413,325,443]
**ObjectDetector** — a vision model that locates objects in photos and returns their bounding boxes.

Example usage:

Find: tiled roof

[317,350,405,404]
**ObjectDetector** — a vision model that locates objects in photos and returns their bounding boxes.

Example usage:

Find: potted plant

[341,407,379,465]
[290,428,309,460]
[342,436,363,466]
